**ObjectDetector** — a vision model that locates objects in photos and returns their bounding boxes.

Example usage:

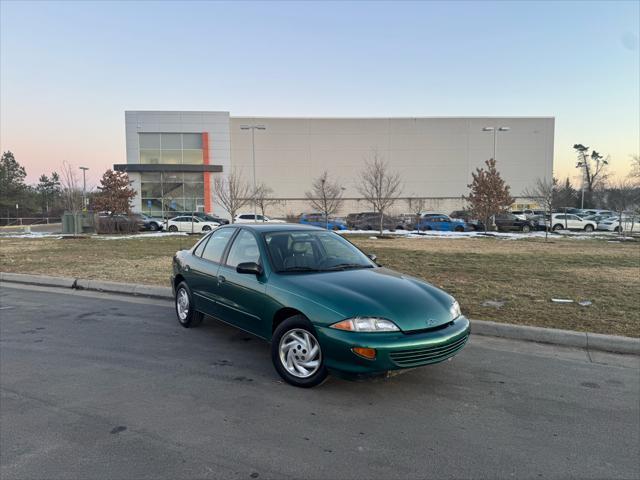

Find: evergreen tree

[0,151,28,216]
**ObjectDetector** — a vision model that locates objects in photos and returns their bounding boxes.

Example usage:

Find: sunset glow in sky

[1,0,638,188]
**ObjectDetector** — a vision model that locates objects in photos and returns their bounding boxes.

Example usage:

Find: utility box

[62,212,96,234]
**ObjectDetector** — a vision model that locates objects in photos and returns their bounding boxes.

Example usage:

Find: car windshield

[264,230,375,273]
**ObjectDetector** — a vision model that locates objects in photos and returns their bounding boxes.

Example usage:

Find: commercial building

[115,111,554,218]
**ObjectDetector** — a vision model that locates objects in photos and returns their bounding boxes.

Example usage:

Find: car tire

[553,224,564,232]
[521,224,531,233]
[149,223,158,231]
[168,225,178,232]
[454,225,464,232]
[175,281,204,328]
[615,226,622,233]
[202,225,212,231]
[584,224,594,232]
[271,315,328,388]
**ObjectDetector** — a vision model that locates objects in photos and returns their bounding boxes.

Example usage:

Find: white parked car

[597,216,637,233]
[166,216,220,233]
[234,213,286,223]
[548,214,597,232]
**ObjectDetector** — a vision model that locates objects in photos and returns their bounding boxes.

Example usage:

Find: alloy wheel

[176,288,189,321]
[278,328,322,378]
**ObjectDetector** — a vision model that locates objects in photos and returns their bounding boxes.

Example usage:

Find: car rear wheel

[553,224,564,232]
[614,226,622,233]
[168,225,178,232]
[521,224,531,233]
[175,282,204,328]
[271,316,328,388]
[584,224,594,232]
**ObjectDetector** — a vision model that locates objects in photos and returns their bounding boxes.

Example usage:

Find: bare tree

[357,152,403,235]
[213,170,252,223]
[406,197,426,230]
[59,160,82,214]
[253,182,279,220]
[606,178,639,235]
[465,158,514,232]
[630,154,640,180]
[305,171,344,229]
[523,177,557,241]
[574,144,609,208]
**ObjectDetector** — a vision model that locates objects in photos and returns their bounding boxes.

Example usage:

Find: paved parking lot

[1,284,638,480]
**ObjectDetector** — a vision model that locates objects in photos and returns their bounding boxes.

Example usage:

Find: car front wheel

[175,282,204,328]
[584,224,594,232]
[271,316,328,388]
[521,224,531,233]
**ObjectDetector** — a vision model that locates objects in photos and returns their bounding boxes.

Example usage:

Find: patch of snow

[97,232,189,240]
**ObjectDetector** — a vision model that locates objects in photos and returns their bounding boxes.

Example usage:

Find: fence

[0,217,62,227]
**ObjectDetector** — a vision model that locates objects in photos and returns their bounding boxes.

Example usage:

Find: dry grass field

[1,233,638,337]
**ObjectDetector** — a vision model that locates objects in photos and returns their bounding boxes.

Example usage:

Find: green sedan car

[171,224,470,387]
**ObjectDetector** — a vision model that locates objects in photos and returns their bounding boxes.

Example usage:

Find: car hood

[273,267,457,332]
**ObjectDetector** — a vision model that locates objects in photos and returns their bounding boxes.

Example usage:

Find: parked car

[547,214,597,232]
[450,210,485,231]
[398,213,420,230]
[172,224,470,387]
[597,216,638,233]
[579,209,614,218]
[299,213,347,230]
[137,213,165,231]
[583,213,615,224]
[416,214,471,232]
[167,216,220,233]
[348,212,404,231]
[493,213,537,233]
[170,212,230,225]
[97,213,145,233]
[235,213,286,224]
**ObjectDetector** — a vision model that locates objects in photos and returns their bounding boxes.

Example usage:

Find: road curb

[1,272,638,355]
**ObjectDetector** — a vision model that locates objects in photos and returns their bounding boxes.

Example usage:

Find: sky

[1,0,638,188]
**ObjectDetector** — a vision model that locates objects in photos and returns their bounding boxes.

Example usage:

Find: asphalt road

[1,284,638,480]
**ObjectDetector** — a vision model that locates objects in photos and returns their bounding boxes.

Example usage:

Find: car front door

[215,229,271,337]
[188,227,237,316]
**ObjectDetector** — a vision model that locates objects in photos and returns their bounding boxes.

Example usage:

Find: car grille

[389,334,469,367]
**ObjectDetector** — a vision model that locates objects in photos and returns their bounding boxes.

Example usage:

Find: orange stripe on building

[202,132,211,213]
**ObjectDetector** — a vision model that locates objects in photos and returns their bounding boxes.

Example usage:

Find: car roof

[218,223,323,232]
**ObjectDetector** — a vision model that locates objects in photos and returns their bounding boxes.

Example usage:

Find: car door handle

[218,275,226,285]
[184,265,190,272]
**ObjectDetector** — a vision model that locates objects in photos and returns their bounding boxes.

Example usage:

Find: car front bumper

[315,316,470,375]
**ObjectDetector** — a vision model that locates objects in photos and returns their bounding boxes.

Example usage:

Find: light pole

[240,124,266,220]
[481,126,510,161]
[79,166,89,210]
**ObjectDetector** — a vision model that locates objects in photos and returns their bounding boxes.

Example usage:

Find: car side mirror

[236,262,263,275]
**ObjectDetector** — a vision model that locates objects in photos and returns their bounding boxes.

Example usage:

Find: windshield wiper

[323,263,374,271]
[279,266,322,272]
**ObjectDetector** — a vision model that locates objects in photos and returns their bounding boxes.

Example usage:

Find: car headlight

[330,317,400,332]
[450,300,461,320]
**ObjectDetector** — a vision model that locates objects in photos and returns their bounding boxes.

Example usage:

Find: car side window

[226,230,261,268]
[201,228,236,263]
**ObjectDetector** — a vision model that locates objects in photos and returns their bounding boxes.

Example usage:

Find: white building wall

[124,112,554,218]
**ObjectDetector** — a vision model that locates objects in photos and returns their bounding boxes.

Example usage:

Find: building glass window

[139,172,206,217]
[138,133,204,165]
